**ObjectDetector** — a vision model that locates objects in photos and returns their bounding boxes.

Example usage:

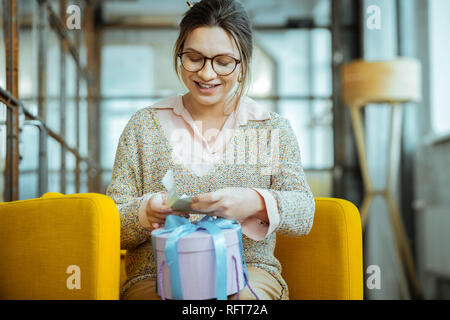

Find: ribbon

[152,215,248,300]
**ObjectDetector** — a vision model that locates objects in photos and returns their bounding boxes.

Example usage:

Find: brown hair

[173,0,253,101]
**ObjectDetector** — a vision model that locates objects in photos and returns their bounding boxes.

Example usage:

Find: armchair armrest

[275,198,363,300]
[0,193,121,300]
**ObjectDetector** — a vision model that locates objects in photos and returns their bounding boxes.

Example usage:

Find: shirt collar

[149,94,271,126]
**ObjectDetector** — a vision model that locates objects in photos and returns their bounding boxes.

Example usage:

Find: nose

[197,58,217,81]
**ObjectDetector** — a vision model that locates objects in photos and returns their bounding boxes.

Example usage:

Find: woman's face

[180,26,242,109]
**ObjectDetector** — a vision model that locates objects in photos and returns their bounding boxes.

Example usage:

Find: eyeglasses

[178,52,241,76]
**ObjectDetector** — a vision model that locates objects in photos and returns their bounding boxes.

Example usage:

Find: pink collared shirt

[137,94,280,241]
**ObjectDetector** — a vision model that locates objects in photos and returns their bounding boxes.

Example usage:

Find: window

[429,0,450,135]
[255,29,333,170]
[101,34,160,191]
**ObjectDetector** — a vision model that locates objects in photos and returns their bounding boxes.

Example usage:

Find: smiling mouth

[194,81,221,89]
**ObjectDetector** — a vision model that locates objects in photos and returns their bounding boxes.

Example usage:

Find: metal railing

[0,0,101,201]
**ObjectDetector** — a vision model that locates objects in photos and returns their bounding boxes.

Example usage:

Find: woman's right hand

[146,191,188,230]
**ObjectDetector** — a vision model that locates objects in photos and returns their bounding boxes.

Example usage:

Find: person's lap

[122,266,288,300]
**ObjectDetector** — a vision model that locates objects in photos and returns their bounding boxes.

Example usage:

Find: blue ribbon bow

[152,215,248,300]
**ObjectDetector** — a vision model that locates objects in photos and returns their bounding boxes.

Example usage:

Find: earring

[237,72,242,83]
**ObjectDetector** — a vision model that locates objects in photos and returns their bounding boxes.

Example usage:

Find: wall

[411,0,450,299]
[362,0,450,299]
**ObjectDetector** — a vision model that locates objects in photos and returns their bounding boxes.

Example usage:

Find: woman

[106,0,315,300]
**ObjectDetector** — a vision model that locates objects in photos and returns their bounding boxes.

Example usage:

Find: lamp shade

[341,58,422,108]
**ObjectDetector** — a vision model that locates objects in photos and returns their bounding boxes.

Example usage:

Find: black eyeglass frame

[177,52,241,76]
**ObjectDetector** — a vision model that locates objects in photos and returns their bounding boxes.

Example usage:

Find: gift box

[151,215,248,300]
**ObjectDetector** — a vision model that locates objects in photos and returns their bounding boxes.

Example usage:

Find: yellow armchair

[0,192,120,300]
[0,194,363,300]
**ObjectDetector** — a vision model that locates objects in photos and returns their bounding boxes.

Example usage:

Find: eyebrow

[183,47,238,58]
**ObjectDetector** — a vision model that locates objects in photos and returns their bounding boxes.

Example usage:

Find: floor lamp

[341,58,422,299]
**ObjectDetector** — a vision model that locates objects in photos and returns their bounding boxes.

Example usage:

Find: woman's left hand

[190,187,266,222]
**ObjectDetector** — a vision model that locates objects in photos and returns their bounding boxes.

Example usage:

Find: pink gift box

[152,228,246,300]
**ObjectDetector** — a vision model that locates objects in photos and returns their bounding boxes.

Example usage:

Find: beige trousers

[122,266,288,300]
